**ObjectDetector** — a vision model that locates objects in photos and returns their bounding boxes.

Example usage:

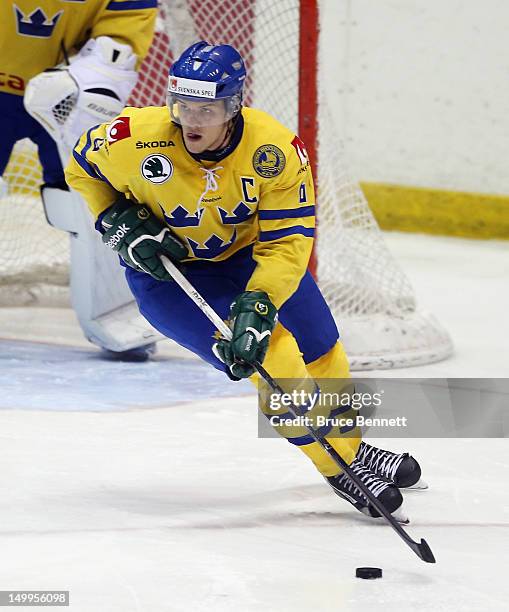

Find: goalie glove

[213,292,278,380]
[101,196,188,281]
[24,36,138,150]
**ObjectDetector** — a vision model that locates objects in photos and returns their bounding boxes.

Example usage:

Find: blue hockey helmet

[167,41,246,126]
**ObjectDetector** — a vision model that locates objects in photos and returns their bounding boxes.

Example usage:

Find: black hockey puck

[356,567,382,579]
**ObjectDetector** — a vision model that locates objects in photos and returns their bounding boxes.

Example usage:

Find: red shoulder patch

[291,135,308,165]
[106,117,131,145]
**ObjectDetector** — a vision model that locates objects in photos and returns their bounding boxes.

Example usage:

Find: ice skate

[357,442,428,490]
[326,458,408,523]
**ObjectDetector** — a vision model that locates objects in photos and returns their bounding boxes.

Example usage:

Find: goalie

[66,41,427,520]
[0,0,160,360]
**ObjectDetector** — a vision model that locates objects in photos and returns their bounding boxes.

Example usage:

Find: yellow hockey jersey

[0,0,157,96]
[65,106,316,309]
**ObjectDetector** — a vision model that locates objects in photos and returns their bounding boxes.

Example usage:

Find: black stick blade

[415,538,436,563]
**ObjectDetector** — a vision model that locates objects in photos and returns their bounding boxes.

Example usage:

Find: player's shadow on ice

[90,482,380,529]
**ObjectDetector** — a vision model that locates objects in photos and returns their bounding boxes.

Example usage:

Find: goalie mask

[167,41,246,127]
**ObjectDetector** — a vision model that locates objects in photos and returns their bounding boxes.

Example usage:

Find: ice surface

[0,233,507,610]
[0,340,251,412]
[0,404,507,611]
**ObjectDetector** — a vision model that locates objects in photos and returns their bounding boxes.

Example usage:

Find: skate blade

[361,505,410,524]
[404,478,428,490]
[392,506,410,524]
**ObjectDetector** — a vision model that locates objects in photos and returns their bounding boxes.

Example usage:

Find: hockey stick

[159,254,436,563]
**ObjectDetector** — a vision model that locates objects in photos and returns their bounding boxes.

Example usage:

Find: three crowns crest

[14,5,63,38]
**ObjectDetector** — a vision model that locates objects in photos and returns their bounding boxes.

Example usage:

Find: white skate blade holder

[405,478,429,490]
[361,505,410,525]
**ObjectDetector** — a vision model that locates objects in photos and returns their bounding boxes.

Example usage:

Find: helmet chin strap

[215,118,235,151]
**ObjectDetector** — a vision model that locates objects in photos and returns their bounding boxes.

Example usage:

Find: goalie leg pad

[41,184,80,232]
[41,186,163,352]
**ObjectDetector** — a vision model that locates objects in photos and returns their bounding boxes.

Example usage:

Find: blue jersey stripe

[72,149,99,179]
[77,125,97,160]
[330,404,355,417]
[94,165,113,187]
[106,0,158,10]
[259,225,315,242]
[286,423,333,446]
[73,126,102,179]
[259,205,315,221]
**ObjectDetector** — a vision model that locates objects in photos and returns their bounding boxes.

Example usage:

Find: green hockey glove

[101,196,188,281]
[213,291,278,380]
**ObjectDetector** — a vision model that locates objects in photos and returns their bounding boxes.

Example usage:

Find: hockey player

[65,42,425,520]
[0,0,159,360]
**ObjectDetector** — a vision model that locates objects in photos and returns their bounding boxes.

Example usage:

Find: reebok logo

[245,327,271,344]
[245,334,253,352]
[106,224,130,248]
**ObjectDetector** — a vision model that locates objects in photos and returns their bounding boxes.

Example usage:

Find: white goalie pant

[42,185,164,352]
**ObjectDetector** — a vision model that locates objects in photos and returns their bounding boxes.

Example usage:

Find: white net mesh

[0,0,452,367]
[316,125,451,367]
[0,140,69,305]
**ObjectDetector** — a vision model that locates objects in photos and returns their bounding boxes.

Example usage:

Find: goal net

[0,0,453,369]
